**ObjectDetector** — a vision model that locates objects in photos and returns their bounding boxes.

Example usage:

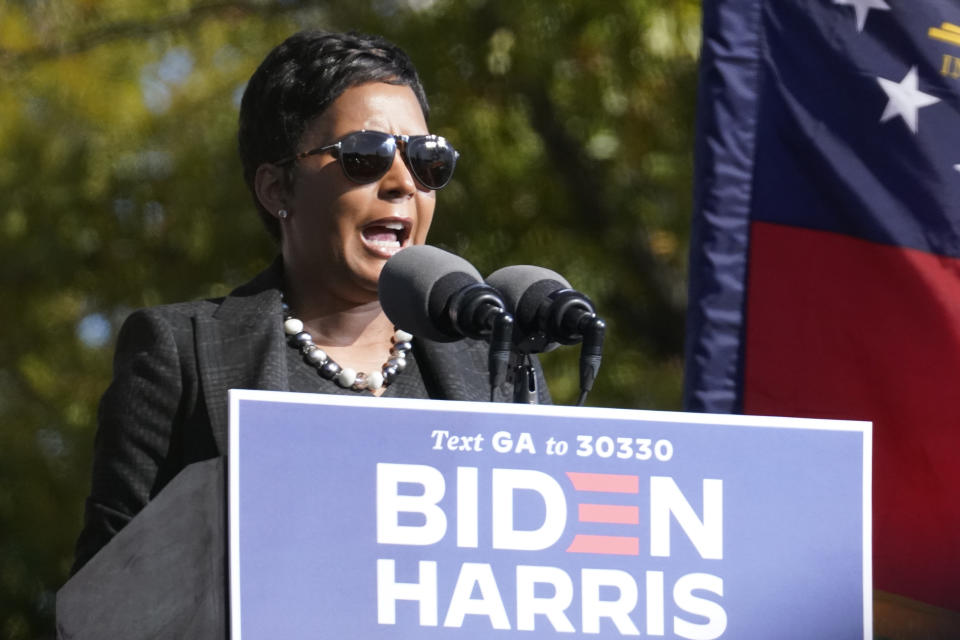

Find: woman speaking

[72,30,549,572]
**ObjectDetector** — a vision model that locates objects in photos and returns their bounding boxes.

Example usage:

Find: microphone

[380,245,514,399]
[378,245,509,343]
[485,265,597,352]
[486,265,606,405]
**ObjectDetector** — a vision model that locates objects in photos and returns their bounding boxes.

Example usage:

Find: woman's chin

[347,259,390,296]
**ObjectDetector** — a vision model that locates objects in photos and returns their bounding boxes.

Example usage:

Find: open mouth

[361,219,412,256]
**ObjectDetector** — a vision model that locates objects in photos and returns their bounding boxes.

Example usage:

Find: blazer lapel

[194,260,289,453]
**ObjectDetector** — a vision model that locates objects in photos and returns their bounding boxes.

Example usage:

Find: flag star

[833,0,891,32]
[877,66,940,134]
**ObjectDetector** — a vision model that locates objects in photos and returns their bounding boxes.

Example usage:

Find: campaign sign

[228,391,871,640]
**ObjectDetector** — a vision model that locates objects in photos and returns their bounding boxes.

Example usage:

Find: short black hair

[238,30,430,240]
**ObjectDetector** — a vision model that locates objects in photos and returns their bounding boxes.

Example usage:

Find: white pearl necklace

[282,298,413,392]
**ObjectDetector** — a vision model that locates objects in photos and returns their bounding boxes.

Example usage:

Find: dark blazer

[72,260,549,573]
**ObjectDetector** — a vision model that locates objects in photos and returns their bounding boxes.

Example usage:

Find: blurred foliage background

[0,0,700,636]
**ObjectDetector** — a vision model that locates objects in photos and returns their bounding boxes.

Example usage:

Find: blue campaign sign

[228,391,871,640]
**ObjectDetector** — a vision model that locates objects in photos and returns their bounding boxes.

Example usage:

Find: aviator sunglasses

[273,130,460,190]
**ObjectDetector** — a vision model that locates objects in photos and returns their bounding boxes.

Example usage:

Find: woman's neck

[282,274,399,387]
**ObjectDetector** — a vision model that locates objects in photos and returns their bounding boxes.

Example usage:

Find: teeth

[363,220,406,251]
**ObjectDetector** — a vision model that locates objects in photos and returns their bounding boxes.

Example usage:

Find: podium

[56,458,228,640]
[58,392,872,639]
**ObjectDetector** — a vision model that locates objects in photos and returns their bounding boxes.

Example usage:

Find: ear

[254,163,290,219]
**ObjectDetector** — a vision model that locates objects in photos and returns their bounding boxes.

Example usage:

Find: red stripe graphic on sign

[567,535,640,555]
[578,504,640,525]
[565,472,639,493]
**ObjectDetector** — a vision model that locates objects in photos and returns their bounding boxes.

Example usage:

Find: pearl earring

[278,208,289,220]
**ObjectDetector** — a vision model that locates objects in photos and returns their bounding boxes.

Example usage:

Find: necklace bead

[367,370,385,390]
[281,293,411,392]
[305,347,327,366]
[283,317,304,335]
[319,360,341,380]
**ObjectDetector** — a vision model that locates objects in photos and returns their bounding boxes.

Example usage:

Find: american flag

[685,0,960,612]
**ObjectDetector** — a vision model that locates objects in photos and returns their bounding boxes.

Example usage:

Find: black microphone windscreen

[486,265,571,322]
[486,265,571,352]
[379,245,483,342]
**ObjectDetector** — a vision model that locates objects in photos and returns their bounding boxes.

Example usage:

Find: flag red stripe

[744,221,960,610]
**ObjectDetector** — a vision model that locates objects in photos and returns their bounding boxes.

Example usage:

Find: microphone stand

[485,310,541,404]
[510,352,539,404]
